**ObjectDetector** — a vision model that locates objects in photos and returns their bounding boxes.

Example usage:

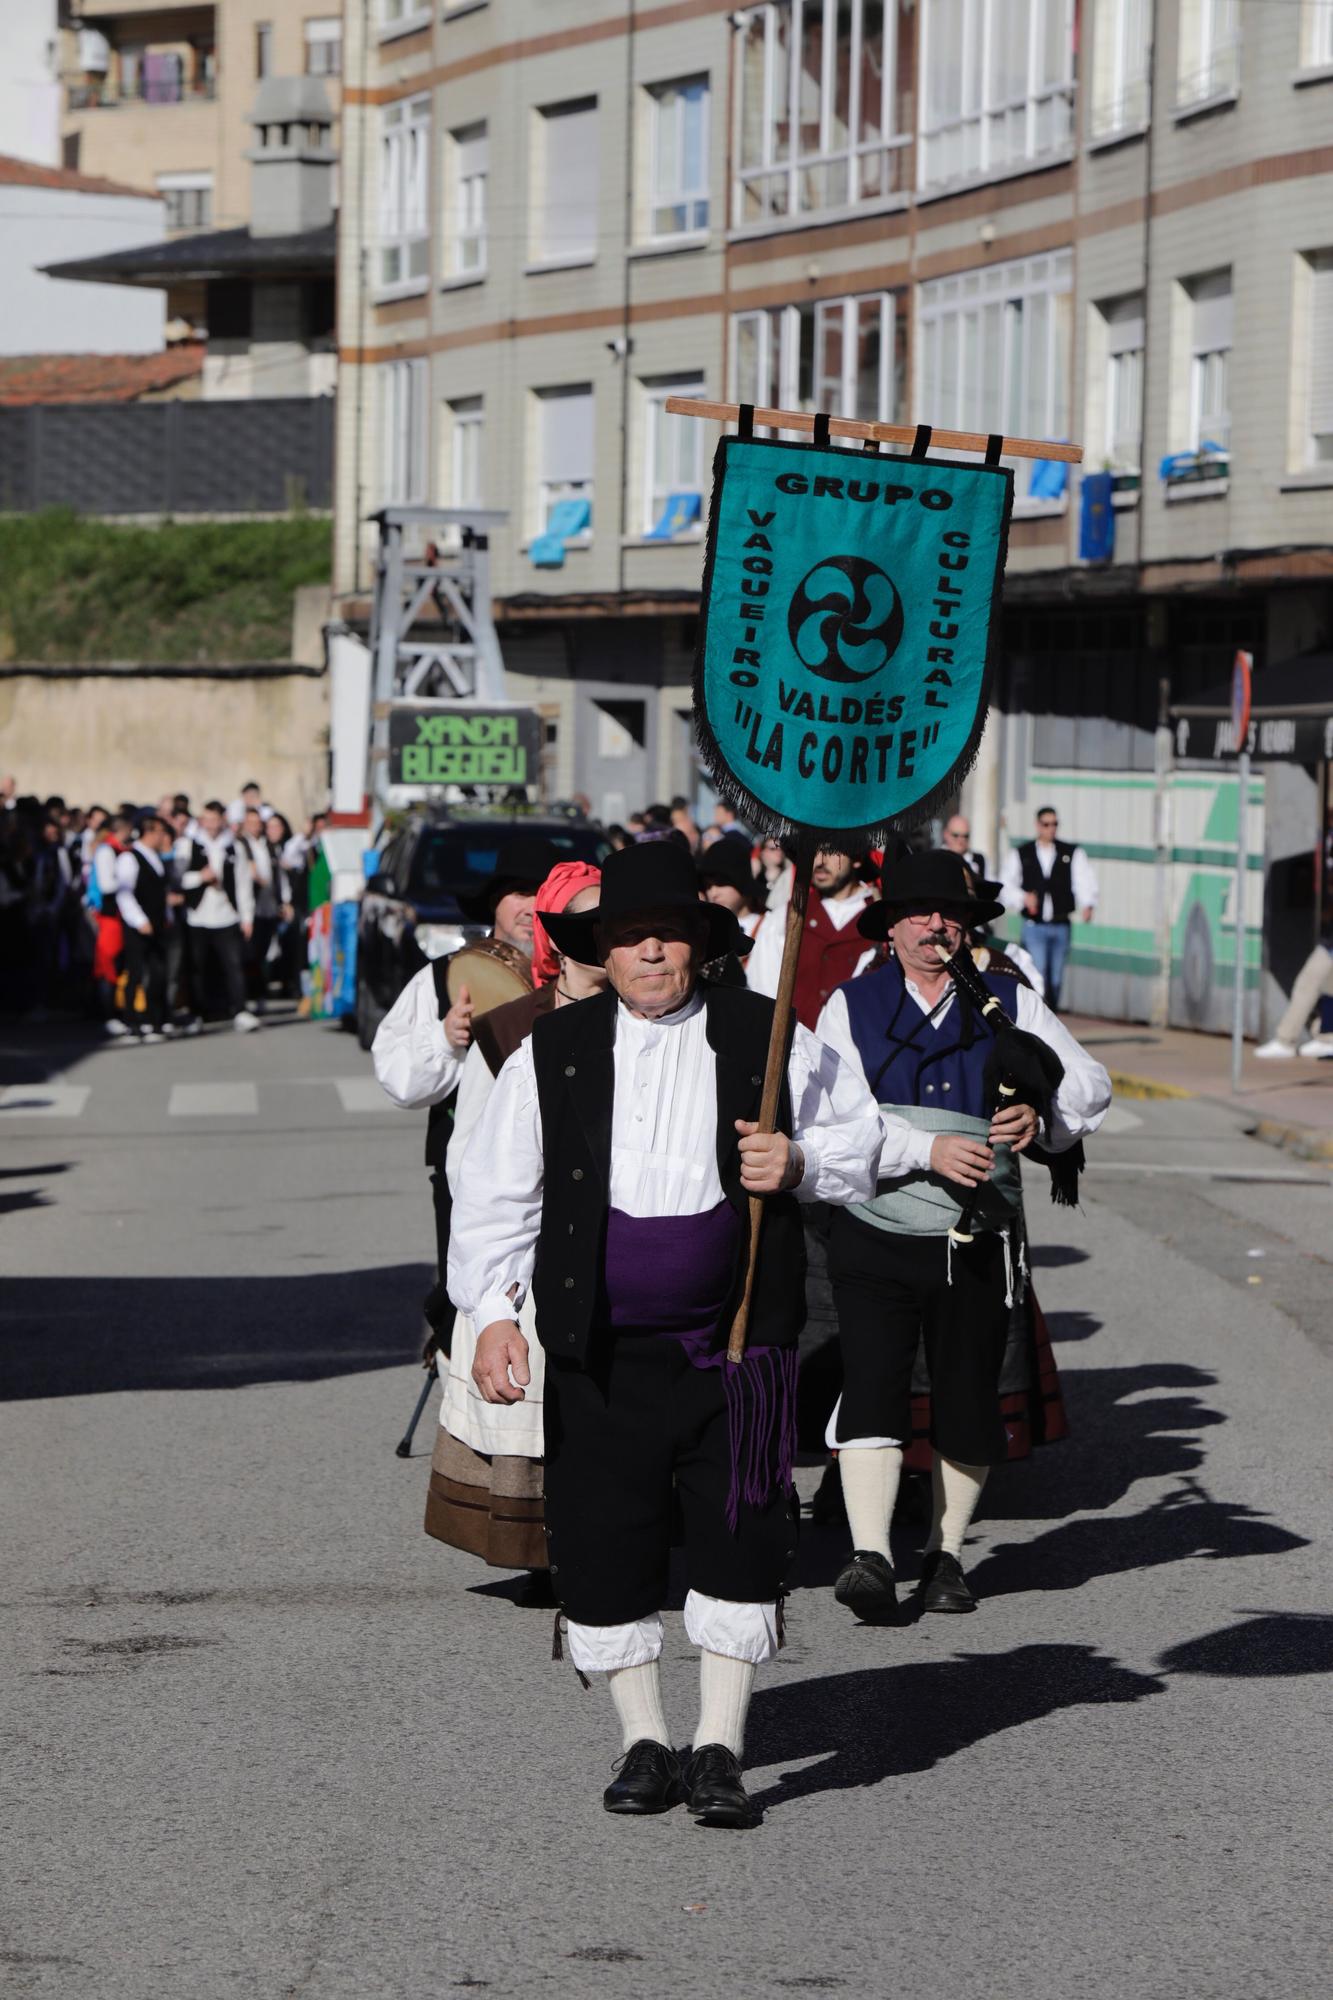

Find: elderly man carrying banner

[449,840,880,1830]
[815,850,1111,1621]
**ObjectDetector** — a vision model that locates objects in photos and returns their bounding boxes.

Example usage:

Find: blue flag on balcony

[692,435,1013,842]
[644,490,702,540]
[1079,471,1115,563]
[530,497,591,569]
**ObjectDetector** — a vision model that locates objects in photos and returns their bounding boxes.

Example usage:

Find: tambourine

[445,936,534,1018]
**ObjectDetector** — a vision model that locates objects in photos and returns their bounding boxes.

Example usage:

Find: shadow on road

[0,1265,430,1398]
[748,1644,1166,1808]
[1159,1612,1333,1678]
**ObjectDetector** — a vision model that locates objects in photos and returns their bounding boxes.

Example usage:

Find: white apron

[438,1288,546,1459]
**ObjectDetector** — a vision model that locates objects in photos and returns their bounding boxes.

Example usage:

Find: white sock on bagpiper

[694,1650,756,1757]
[927,1455,989,1559]
[607,1660,671,1750]
[838,1445,903,1564]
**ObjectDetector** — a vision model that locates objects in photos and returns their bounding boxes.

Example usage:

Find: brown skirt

[424,1427,548,1571]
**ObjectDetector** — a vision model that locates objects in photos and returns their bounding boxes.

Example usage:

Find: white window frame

[255,20,272,80]
[1090,0,1150,139]
[646,77,710,241]
[730,291,901,441]
[448,396,484,507]
[918,252,1073,507]
[447,122,488,279]
[303,18,342,77]
[379,358,427,506]
[918,0,1075,192]
[731,1,910,231]
[1176,0,1240,110]
[1304,252,1333,466]
[379,0,432,38]
[1300,0,1333,68]
[1186,270,1232,453]
[641,376,706,535]
[532,99,599,268]
[1102,295,1144,472]
[535,385,595,539]
[379,95,431,295]
[156,170,213,231]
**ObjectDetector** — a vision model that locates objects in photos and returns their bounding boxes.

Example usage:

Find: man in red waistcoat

[744,846,878,1029]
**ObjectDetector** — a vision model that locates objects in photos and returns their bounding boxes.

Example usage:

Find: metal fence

[0,397,334,516]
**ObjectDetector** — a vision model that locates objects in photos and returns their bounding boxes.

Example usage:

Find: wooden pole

[727,836,815,1365]
[663,397,1083,465]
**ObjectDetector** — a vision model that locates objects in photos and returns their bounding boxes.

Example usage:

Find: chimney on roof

[246,77,334,238]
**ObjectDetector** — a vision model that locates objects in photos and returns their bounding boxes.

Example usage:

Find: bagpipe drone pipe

[934,942,1085,1246]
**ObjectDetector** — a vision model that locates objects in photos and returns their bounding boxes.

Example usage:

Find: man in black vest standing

[115,813,175,1043]
[450,843,880,1829]
[999,805,1099,1012]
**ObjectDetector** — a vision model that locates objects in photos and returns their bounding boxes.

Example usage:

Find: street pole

[1231,747,1249,1094]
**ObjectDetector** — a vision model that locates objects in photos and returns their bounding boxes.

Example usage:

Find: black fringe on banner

[690,434,1014,849]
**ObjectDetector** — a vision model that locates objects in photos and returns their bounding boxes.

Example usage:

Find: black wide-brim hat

[858,849,1006,941]
[541,839,748,966]
[457,833,562,923]
[697,833,759,901]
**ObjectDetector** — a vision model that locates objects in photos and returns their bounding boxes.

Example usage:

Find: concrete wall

[1,183,165,355]
[0,663,329,818]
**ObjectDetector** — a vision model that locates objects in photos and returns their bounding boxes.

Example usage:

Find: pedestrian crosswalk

[0,1078,398,1120]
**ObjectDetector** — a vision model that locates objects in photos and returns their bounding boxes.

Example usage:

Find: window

[449,397,484,506]
[1176,0,1240,109]
[918,252,1072,498]
[733,1,910,226]
[379,95,430,291]
[381,0,429,26]
[733,291,905,433]
[532,100,598,264]
[304,18,342,76]
[536,385,594,532]
[448,122,488,276]
[1187,270,1231,451]
[642,376,705,533]
[919,0,1074,189]
[157,171,213,231]
[379,359,427,504]
[647,77,709,238]
[1091,0,1150,138]
[1304,253,1333,465]
[1300,0,1333,67]
[255,22,272,79]
[1101,294,1144,470]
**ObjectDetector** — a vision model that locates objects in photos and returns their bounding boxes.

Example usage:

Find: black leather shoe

[918,1549,977,1613]
[686,1744,759,1828]
[833,1549,898,1623]
[602,1740,684,1815]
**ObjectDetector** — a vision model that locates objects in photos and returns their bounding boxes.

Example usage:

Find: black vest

[187,837,237,914]
[130,848,168,931]
[1018,839,1076,922]
[529,983,807,1366]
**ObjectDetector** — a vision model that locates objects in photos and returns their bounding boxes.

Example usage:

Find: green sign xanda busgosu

[694,437,1013,840]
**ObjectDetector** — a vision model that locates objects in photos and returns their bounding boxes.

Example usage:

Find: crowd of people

[0,774,327,1038]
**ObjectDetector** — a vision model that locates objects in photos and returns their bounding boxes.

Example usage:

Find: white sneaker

[1298,1037,1333,1060]
[233,1009,261,1033]
[138,1029,165,1045]
[181,1016,203,1036]
[105,1018,131,1039]
[1254,1039,1296,1060]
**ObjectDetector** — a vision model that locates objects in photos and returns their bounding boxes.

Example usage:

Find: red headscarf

[531,859,602,987]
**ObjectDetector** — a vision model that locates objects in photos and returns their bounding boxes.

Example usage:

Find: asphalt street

[2,1013,1331,2000]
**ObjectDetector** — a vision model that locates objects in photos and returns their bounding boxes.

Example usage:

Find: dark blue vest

[839,957,1018,1117]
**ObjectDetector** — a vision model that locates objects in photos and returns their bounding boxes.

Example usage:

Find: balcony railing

[67,74,217,111]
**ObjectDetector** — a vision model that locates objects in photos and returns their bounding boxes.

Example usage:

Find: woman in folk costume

[426,863,604,1598]
[814,851,1111,1621]
[449,841,881,1830]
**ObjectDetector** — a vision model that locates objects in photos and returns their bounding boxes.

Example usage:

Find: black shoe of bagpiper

[918,1549,977,1614]
[602,1740,685,1816]
[686,1745,759,1829]
[833,1549,899,1624]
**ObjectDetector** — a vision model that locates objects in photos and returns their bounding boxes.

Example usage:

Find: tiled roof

[0,345,205,406]
[0,151,156,201]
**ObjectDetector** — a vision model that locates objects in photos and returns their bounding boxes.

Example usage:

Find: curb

[1106,1068,1194,1103]
[1247,1115,1333,1166]
[1108,1066,1333,1165]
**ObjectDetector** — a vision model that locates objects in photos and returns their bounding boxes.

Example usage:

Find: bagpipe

[935,941,1084,1247]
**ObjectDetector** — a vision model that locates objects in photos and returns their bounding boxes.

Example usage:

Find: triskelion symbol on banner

[787,556,905,684]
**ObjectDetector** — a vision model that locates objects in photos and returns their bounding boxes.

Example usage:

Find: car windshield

[407,825,608,903]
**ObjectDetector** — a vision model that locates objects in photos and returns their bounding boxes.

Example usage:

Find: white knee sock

[927,1455,989,1559]
[695,1650,756,1758]
[838,1445,903,1564]
[607,1660,670,1751]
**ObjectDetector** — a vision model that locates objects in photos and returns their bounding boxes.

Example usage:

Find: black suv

[354,811,609,1049]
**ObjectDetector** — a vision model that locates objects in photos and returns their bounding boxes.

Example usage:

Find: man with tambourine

[814,849,1111,1620]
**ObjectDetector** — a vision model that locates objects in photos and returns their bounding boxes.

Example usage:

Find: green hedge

[0,511,331,663]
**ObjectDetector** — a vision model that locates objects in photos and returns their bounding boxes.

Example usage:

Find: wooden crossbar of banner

[663,397,1083,464]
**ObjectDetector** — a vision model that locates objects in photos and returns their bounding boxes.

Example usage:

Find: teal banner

[694,437,1013,840]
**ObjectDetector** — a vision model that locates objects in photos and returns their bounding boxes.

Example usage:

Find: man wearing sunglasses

[998,806,1098,1012]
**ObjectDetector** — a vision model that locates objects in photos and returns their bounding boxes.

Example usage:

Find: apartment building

[335,1,1333,1016]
